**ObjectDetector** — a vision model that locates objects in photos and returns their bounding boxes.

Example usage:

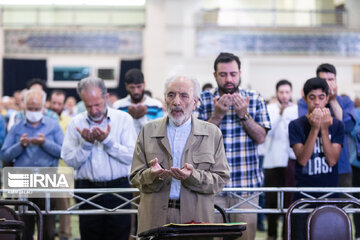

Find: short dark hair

[214,52,241,71]
[144,90,152,97]
[276,79,292,91]
[27,78,47,92]
[108,91,119,98]
[316,63,336,76]
[50,89,66,99]
[202,83,213,91]
[303,77,329,97]
[124,68,144,84]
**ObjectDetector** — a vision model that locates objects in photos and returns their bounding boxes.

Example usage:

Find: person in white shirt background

[61,77,137,240]
[261,79,298,240]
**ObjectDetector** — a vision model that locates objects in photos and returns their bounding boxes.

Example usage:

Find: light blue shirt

[61,107,137,181]
[1,116,63,167]
[167,117,192,199]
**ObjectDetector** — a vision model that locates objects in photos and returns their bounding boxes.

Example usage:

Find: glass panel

[53,66,91,81]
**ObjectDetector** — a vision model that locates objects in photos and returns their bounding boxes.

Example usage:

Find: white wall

[164,54,359,102]
[1,0,360,103]
[245,55,357,101]
[159,0,360,103]
[143,0,166,99]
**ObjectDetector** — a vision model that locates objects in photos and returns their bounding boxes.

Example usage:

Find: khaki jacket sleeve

[182,129,230,194]
[130,128,167,193]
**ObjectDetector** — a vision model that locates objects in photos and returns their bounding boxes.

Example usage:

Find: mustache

[170,107,183,112]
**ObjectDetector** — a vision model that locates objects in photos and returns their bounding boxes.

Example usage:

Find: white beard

[89,112,105,122]
[168,114,186,126]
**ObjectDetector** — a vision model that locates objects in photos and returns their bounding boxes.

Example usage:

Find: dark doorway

[3,58,47,96]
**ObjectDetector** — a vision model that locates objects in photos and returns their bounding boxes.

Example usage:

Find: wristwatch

[240,112,250,122]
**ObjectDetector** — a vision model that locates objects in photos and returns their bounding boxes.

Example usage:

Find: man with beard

[130,76,230,235]
[261,80,298,240]
[113,68,164,134]
[61,77,137,240]
[197,52,271,240]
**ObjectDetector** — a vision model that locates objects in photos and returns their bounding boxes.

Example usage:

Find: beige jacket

[130,115,230,234]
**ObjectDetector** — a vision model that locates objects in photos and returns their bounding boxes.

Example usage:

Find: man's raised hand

[92,124,111,142]
[76,127,94,143]
[150,158,170,180]
[170,163,193,181]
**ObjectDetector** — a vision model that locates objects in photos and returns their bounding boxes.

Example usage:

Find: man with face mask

[61,77,137,240]
[197,52,271,240]
[9,79,59,130]
[261,80,298,240]
[113,68,164,134]
[1,89,64,240]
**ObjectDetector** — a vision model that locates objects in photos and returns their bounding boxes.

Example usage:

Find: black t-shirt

[289,115,344,190]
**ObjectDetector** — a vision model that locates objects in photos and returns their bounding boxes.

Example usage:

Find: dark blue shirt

[0,115,6,167]
[1,116,64,167]
[289,116,344,190]
[0,115,6,148]
[298,96,355,174]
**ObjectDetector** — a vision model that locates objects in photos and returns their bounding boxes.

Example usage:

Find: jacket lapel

[183,115,209,155]
[151,117,172,157]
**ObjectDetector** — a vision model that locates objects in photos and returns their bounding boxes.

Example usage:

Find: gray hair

[77,77,107,99]
[24,89,47,108]
[164,76,200,99]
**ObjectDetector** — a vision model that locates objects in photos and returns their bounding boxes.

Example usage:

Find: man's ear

[105,93,110,102]
[193,97,199,110]
[213,71,217,79]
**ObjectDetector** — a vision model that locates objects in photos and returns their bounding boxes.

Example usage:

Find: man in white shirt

[262,79,298,240]
[61,77,137,240]
[113,68,164,134]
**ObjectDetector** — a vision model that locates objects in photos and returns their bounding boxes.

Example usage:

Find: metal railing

[2,187,360,215]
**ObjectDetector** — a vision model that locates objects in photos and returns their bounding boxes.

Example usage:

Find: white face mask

[26,110,43,123]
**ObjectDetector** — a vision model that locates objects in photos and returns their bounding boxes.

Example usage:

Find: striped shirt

[113,95,164,134]
[196,88,271,190]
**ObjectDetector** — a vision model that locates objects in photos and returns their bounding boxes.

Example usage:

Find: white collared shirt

[262,102,298,168]
[167,117,192,199]
[61,107,137,181]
